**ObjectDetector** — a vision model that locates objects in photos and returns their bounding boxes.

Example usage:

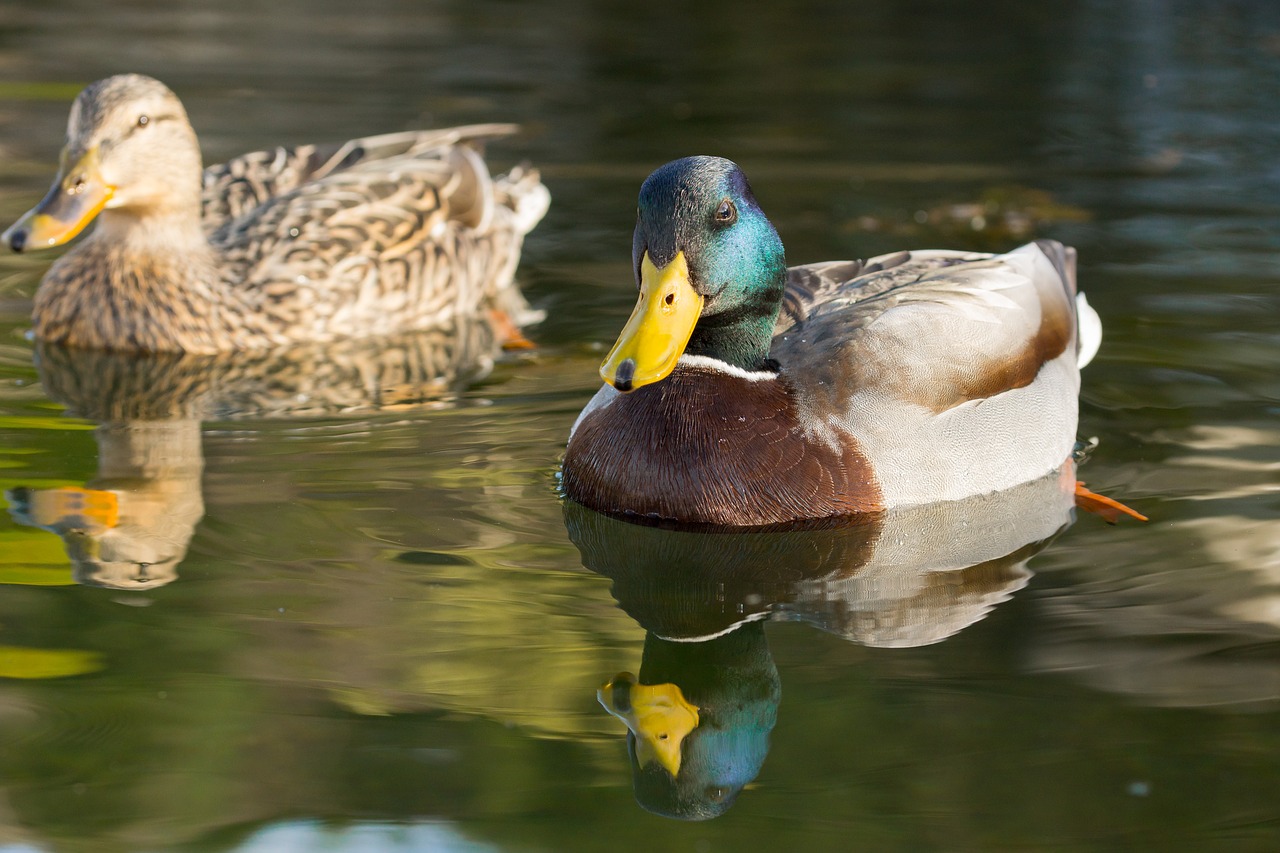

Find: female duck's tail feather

[495,164,551,236]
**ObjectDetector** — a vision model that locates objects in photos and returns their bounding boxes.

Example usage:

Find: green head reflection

[599,624,780,821]
[567,466,1079,819]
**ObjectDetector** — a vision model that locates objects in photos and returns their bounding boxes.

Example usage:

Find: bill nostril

[9,229,27,253]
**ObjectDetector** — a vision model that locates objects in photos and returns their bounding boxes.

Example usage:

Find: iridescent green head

[600,157,787,390]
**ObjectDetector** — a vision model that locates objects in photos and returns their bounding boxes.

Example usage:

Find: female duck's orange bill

[3,146,114,252]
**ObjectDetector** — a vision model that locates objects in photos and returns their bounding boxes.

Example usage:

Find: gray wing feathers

[772,241,1081,409]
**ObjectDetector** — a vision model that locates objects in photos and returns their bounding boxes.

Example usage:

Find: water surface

[1,1,1279,850]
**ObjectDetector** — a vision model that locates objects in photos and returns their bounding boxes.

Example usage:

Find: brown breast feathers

[562,364,883,526]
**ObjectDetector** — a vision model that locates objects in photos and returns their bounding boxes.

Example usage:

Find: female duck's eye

[714,199,737,224]
[136,114,150,127]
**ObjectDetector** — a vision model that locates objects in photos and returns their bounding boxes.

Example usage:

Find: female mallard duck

[1,74,549,353]
[562,155,1121,527]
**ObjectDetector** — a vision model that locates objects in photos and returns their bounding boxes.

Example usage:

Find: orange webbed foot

[488,309,537,351]
[1075,481,1148,524]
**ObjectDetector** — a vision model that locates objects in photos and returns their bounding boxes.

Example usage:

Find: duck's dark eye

[136,114,149,127]
[713,198,737,225]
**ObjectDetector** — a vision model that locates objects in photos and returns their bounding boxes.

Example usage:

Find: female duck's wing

[200,124,520,235]
[205,128,547,342]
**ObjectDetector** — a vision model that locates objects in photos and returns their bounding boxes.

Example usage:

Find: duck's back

[774,239,1094,507]
[201,125,549,345]
[200,125,520,232]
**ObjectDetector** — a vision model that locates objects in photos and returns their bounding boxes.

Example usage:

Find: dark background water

[1,1,1279,850]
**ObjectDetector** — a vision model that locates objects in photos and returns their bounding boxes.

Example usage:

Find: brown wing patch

[562,365,883,526]
[922,277,1075,412]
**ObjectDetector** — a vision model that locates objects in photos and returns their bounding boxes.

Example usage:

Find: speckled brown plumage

[34,311,510,422]
[14,74,549,353]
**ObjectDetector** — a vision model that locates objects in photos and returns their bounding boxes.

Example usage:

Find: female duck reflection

[6,318,516,589]
[566,468,1078,820]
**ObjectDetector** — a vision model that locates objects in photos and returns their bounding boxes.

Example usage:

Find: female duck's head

[3,74,202,253]
[601,156,787,390]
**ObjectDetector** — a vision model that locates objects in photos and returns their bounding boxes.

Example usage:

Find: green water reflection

[572,468,1074,820]
[1,0,1279,851]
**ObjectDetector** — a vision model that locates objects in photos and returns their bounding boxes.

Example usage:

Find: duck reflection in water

[567,465,1080,819]
[8,418,203,590]
[5,317,522,589]
[598,623,778,820]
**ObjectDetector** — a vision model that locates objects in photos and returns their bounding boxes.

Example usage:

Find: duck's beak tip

[4,225,28,253]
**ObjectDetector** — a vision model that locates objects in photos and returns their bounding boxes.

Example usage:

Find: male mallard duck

[2,74,549,353]
[562,155,1118,527]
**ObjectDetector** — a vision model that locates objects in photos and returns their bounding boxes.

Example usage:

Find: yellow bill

[600,251,703,391]
[598,672,700,778]
[3,146,114,253]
